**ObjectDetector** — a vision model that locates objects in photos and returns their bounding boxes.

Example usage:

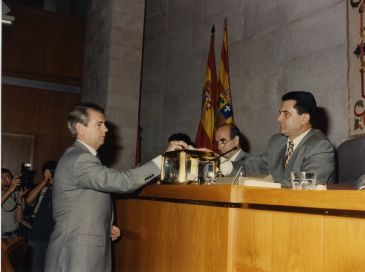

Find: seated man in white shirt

[218,91,335,187]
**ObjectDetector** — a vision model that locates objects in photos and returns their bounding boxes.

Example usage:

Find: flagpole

[217,18,234,127]
[195,24,218,150]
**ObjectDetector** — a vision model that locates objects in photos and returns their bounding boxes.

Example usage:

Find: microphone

[214,146,238,161]
[201,146,238,167]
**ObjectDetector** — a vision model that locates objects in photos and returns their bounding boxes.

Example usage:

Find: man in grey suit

[44,103,187,272]
[218,91,335,187]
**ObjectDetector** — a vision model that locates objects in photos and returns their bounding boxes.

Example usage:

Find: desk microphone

[201,146,238,167]
[214,146,238,161]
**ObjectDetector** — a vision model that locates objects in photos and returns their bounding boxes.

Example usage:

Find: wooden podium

[113,185,365,272]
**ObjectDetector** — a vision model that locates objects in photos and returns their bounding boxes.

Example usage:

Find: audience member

[1,168,27,241]
[25,161,57,272]
[219,91,335,187]
[44,102,187,272]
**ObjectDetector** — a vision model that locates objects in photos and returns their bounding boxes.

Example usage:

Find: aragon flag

[216,18,234,126]
[195,25,218,150]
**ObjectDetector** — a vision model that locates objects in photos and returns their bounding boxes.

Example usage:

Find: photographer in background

[25,160,57,272]
[1,168,28,241]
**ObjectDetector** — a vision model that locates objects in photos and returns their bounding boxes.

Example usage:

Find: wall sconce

[2,2,15,25]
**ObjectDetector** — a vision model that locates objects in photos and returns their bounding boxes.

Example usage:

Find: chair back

[338,136,365,184]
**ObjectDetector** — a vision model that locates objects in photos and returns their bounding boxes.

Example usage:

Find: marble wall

[83,0,145,169]
[140,0,348,161]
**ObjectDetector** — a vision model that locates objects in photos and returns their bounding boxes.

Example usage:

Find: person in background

[219,91,335,187]
[44,102,187,272]
[25,161,57,272]
[1,168,27,241]
[168,132,195,147]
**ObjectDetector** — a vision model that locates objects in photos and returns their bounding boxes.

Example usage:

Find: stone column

[83,0,145,169]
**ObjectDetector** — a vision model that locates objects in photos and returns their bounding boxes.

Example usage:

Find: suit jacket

[232,129,335,187]
[44,141,160,272]
[232,149,245,163]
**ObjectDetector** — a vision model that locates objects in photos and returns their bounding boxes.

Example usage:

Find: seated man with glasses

[215,124,245,169]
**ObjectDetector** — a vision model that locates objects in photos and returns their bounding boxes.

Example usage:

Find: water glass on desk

[290,172,317,190]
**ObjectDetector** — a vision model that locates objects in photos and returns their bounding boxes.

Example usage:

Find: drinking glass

[290,172,317,190]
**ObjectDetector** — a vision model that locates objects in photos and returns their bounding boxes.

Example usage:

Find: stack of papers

[215,175,281,188]
[239,177,281,188]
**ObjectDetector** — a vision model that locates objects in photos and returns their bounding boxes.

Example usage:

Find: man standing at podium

[44,103,187,272]
[218,91,335,187]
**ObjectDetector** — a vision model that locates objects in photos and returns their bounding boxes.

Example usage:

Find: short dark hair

[282,91,317,123]
[1,168,13,177]
[41,161,57,174]
[168,133,195,146]
[229,124,244,148]
[67,102,105,136]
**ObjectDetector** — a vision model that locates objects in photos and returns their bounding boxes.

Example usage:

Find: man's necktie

[283,141,294,168]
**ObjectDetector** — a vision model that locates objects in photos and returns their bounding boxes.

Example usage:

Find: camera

[18,162,34,189]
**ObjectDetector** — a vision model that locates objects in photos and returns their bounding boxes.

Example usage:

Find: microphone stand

[198,146,239,184]
[232,165,243,185]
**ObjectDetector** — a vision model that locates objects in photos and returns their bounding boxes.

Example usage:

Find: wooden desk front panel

[231,209,324,271]
[231,209,365,272]
[115,198,365,272]
[323,216,365,272]
[115,199,230,272]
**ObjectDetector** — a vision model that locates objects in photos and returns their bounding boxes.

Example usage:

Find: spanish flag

[216,18,234,126]
[195,26,218,149]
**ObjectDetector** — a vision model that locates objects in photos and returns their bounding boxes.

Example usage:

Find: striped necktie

[283,140,294,168]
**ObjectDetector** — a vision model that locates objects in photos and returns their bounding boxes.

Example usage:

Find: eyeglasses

[216,138,232,146]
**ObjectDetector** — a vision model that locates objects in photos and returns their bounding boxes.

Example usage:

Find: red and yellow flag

[216,18,234,126]
[195,26,218,149]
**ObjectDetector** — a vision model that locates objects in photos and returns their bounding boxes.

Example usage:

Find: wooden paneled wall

[1,85,80,179]
[1,4,83,180]
[2,4,85,85]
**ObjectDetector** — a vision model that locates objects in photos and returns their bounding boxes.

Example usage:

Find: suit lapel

[233,149,245,162]
[277,142,287,174]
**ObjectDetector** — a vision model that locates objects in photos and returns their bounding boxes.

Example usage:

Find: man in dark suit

[44,103,187,272]
[218,91,335,187]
